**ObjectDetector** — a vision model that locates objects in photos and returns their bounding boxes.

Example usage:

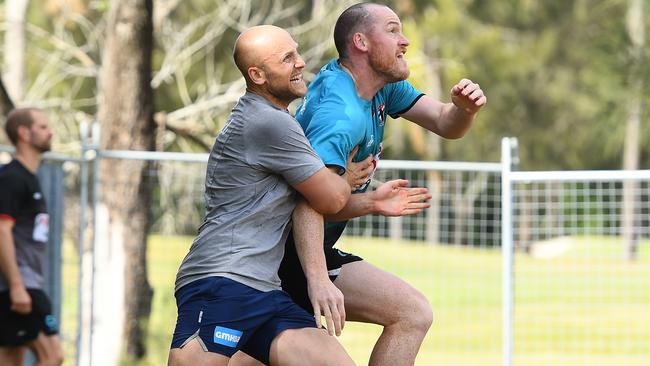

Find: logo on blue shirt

[213,326,242,347]
[377,102,386,126]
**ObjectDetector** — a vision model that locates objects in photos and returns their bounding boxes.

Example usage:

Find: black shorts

[279,232,363,313]
[0,289,59,346]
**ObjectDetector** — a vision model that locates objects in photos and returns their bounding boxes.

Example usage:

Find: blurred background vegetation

[1,1,649,363]
[1,0,648,170]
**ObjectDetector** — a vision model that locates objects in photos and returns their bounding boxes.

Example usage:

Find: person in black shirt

[0,108,63,365]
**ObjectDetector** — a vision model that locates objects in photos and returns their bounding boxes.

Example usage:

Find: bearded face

[367,39,410,83]
[364,6,411,83]
[28,111,52,153]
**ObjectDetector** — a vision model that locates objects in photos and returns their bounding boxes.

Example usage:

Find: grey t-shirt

[175,92,324,292]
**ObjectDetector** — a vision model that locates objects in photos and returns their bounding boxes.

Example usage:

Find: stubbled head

[233,25,307,108]
[334,3,376,61]
[335,3,410,82]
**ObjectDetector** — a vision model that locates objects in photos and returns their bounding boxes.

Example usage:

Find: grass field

[59,235,650,366]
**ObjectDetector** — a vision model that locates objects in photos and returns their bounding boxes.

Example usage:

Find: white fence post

[501,137,516,366]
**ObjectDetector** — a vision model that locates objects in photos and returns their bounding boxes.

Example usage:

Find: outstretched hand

[307,278,346,336]
[372,179,432,216]
[344,146,373,191]
[451,78,487,115]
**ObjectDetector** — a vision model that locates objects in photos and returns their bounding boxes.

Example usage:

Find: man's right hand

[10,285,32,314]
[344,146,373,191]
[307,277,346,337]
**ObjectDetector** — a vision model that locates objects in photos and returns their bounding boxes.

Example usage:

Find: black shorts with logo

[279,232,363,313]
[0,289,59,346]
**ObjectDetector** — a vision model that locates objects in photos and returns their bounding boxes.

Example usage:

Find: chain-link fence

[2,137,649,366]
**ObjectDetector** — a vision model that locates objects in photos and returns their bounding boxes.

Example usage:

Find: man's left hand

[451,78,487,115]
[372,179,432,216]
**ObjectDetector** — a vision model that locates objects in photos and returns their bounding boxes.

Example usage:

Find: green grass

[60,235,650,366]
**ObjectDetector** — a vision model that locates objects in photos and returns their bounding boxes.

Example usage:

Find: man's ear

[16,125,31,143]
[352,33,368,51]
[248,67,266,86]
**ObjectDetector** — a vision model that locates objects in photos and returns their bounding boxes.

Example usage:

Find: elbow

[331,190,350,213]
[313,190,349,215]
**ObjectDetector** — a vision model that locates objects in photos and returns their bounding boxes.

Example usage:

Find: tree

[0,77,15,145]
[3,0,29,102]
[0,0,25,144]
[93,0,156,362]
[622,0,644,260]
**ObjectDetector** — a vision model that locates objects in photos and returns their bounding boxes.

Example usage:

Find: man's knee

[167,339,230,366]
[168,349,182,366]
[400,290,433,334]
[34,349,63,366]
[51,348,64,366]
[0,347,27,366]
[168,348,196,366]
[271,328,355,366]
[37,356,63,366]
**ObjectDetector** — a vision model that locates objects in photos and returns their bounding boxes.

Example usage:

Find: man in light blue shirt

[285,3,487,366]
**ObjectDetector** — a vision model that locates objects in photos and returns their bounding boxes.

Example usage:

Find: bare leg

[0,346,26,366]
[269,328,354,366]
[227,351,263,366]
[26,332,64,366]
[334,261,433,366]
[168,338,230,366]
[225,261,432,366]
[213,327,354,366]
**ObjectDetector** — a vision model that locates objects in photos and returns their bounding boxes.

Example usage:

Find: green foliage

[4,0,649,168]
[393,0,649,169]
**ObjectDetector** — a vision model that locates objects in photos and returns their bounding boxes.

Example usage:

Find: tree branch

[154,112,212,151]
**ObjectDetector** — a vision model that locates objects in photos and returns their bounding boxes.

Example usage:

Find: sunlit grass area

[60,235,650,366]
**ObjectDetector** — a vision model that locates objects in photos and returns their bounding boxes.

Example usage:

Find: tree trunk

[0,78,15,144]
[622,0,644,261]
[94,0,155,363]
[3,0,28,102]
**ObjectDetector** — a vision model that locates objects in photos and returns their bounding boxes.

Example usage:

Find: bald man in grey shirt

[168,26,356,366]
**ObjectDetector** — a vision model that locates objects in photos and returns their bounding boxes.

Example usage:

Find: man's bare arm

[401,78,487,139]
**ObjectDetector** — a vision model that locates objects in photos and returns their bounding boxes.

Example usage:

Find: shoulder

[0,160,23,181]
[305,62,356,105]
[381,79,416,96]
[380,80,425,115]
[235,93,297,131]
[0,161,27,196]
[298,74,359,123]
[259,111,301,136]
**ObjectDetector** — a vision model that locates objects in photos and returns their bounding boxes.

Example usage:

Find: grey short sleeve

[245,108,324,185]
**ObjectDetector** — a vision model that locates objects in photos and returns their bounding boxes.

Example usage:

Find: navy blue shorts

[279,232,363,313]
[170,276,316,364]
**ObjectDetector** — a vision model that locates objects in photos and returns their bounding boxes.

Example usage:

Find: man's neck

[339,59,386,100]
[15,148,41,174]
[247,87,291,111]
